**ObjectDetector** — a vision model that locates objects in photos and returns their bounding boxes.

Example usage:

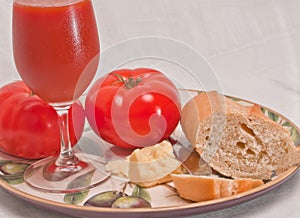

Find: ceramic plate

[0,89,299,218]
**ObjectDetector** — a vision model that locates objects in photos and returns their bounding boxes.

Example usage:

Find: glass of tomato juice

[13,0,108,193]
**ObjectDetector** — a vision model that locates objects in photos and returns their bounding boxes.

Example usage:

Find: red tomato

[85,68,181,149]
[0,81,85,159]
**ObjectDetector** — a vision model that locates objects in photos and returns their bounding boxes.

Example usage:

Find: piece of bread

[171,174,264,202]
[181,91,300,180]
[181,149,212,175]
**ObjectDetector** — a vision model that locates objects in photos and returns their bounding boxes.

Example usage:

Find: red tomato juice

[13,0,100,103]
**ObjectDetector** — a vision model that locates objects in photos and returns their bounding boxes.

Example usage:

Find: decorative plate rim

[0,166,298,217]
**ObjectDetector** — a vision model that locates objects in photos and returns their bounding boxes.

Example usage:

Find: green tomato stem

[114,74,142,90]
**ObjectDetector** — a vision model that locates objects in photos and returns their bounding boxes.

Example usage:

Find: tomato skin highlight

[85,68,181,149]
[0,81,85,159]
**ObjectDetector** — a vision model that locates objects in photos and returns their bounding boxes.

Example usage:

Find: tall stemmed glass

[13,0,108,193]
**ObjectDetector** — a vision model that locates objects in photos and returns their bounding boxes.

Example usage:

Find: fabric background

[0,0,300,217]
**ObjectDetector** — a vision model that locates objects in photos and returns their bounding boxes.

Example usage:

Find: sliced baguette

[171,174,263,202]
[181,91,300,180]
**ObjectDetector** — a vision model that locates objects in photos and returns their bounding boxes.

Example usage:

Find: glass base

[23,153,110,193]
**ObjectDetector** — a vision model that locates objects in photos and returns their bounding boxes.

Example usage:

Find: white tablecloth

[0,0,299,217]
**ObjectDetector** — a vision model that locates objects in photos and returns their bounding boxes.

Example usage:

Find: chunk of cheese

[105,141,181,184]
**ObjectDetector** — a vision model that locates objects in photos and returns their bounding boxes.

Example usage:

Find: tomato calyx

[114,74,142,90]
[29,90,35,96]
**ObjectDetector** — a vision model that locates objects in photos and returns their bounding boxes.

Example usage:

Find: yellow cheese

[105,140,181,185]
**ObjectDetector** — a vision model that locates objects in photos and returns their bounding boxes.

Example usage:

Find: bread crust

[171,174,263,202]
[181,91,300,180]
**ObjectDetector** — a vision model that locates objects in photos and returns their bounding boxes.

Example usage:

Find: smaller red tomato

[85,68,181,149]
[0,81,85,159]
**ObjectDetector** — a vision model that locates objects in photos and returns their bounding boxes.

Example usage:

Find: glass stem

[54,105,79,167]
